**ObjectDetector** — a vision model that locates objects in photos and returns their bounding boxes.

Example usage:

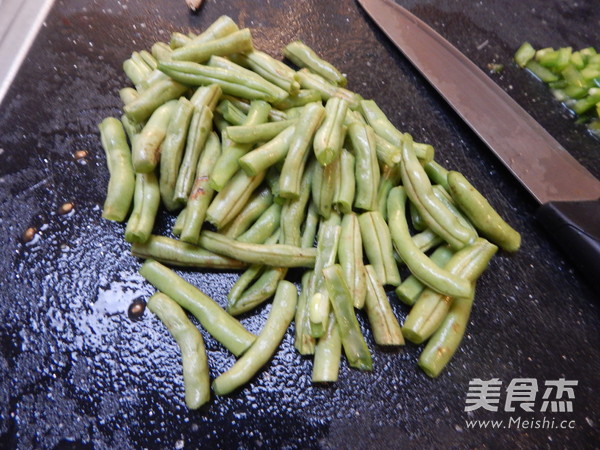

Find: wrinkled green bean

[313,97,349,165]
[222,186,273,238]
[333,149,356,214]
[358,211,401,286]
[364,265,404,346]
[349,122,379,211]
[338,213,367,309]
[238,125,296,176]
[124,79,187,124]
[125,172,161,243]
[171,28,253,63]
[311,313,342,383]
[284,40,347,86]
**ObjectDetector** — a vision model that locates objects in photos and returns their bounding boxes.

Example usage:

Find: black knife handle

[536,200,600,294]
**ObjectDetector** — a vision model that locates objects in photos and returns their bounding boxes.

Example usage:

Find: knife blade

[357,0,600,292]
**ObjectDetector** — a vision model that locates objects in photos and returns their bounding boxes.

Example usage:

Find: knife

[357,0,600,292]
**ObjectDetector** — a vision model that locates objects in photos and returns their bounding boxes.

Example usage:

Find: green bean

[99,117,135,222]
[222,186,273,238]
[447,171,521,252]
[311,156,337,219]
[238,126,296,177]
[205,170,266,229]
[173,105,214,203]
[418,284,476,378]
[284,40,347,86]
[266,166,284,204]
[400,134,476,249]
[131,235,246,269]
[373,134,401,167]
[187,15,239,46]
[237,203,282,244]
[432,185,478,237]
[333,149,355,214]
[147,292,210,409]
[159,97,195,211]
[152,41,172,61]
[120,114,143,144]
[387,186,473,298]
[227,230,280,309]
[170,32,192,49]
[180,132,221,244]
[338,213,367,309]
[124,78,187,123]
[349,122,380,211]
[123,58,150,88]
[424,160,450,190]
[212,280,297,395]
[228,119,297,145]
[222,95,289,122]
[313,97,349,165]
[230,50,301,94]
[296,69,360,109]
[300,202,319,249]
[198,230,317,267]
[273,89,322,110]
[376,164,402,220]
[228,266,288,316]
[171,29,254,63]
[210,100,271,191]
[139,50,158,70]
[359,99,404,146]
[364,265,404,346]
[395,245,454,306]
[158,60,288,103]
[294,270,316,355]
[358,211,401,286]
[215,99,248,125]
[312,313,342,383]
[139,260,256,356]
[279,102,326,199]
[309,213,341,337]
[125,172,161,243]
[412,228,444,253]
[119,87,139,105]
[409,201,427,232]
[172,207,186,237]
[190,84,222,111]
[323,264,372,371]
[402,238,497,344]
[281,161,314,246]
[132,100,178,173]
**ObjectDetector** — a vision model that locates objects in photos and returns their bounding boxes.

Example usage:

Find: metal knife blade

[357,0,600,292]
[357,0,600,205]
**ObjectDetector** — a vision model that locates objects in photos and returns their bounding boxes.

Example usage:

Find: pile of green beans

[98,15,521,409]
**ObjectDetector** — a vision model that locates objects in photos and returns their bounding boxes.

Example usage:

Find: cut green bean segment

[295,270,316,355]
[170,32,192,49]
[238,125,296,176]
[180,132,221,244]
[281,162,314,246]
[237,203,282,244]
[313,97,349,165]
[364,265,404,346]
[131,235,246,269]
[349,122,380,211]
[412,228,444,253]
[210,100,271,191]
[172,207,186,237]
[132,100,178,173]
[190,84,222,111]
[402,238,497,344]
[159,97,195,211]
[228,119,297,145]
[312,313,342,383]
[311,156,337,219]
[273,89,322,110]
[198,230,317,267]
[147,292,210,409]
[515,42,536,67]
[301,202,319,249]
[432,185,478,237]
[323,264,372,371]
[447,171,521,252]
[231,50,301,94]
[228,267,288,316]
[333,149,356,214]
[418,285,476,378]
[212,280,297,395]
[279,102,326,199]
[376,164,402,220]
[359,99,404,146]
[120,87,140,105]
[139,260,256,356]
[123,57,151,87]
[173,105,214,203]
[284,40,347,86]
[125,172,161,243]
[400,134,477,250]
[338,213,367,309]
[99,117,135,222]
[387,187,473,298]
[120,114,144,144]
[296,69,360,109]
[216,99,248,125]
[124,79,187,124]
[358,211,401,286]
[187,16,239,47]
[395,245,454,306]
[374,134,402,167]
[171,28,253,63]
[424,160,450,190]
[152,41,172,61]
[205,169,266,229]
[222,186,273,238]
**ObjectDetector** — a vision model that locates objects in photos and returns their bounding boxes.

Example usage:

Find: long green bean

[238,125,296,176]
[147,292,210,409]
[284,40,347,86]
[124,79,187,123]
[228,119,296,145]
[171,28,254,63]
[212,280,297,395]
[230,50,301,94]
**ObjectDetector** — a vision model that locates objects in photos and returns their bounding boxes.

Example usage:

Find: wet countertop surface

[0,0,599,448]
